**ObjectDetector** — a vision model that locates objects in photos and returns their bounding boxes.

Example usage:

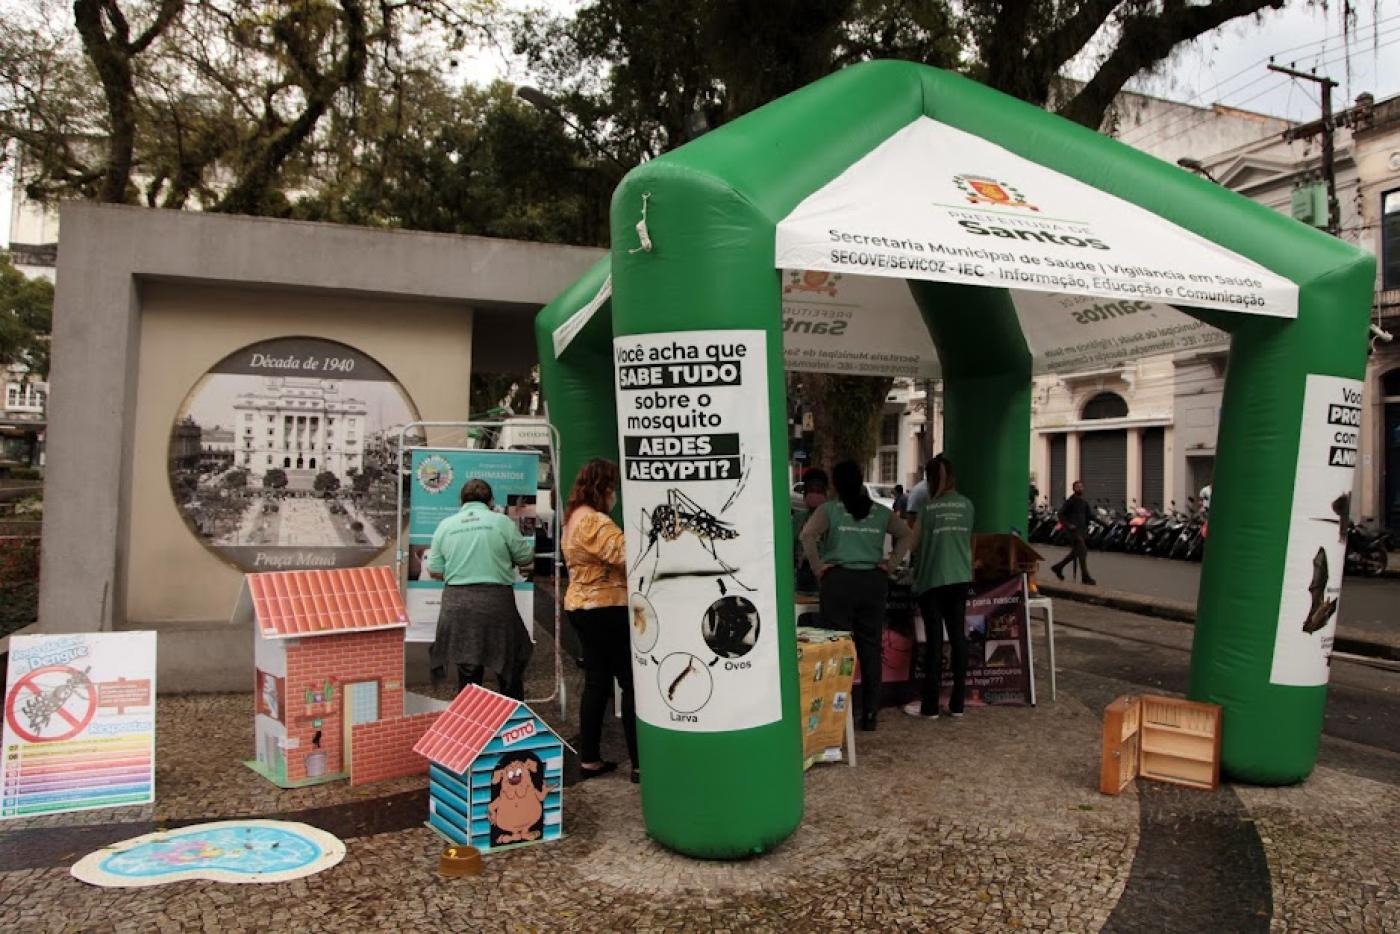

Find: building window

[1384,189,1400,291]
[879,450,898,484]
[880,413,900,447]
[5,383,44,408]
[1082,392,1129,420]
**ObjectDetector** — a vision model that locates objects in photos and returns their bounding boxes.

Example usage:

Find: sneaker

[859,711,878,732]
[1083,577,1098,586]
[949,710,964,719]
[1052,566,1064,581]
[903,700,938,719]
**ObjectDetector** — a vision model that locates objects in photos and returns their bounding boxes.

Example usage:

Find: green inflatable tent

[535,61,1374,859]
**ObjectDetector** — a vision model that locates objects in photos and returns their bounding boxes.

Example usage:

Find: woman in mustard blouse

[562,458,638,782]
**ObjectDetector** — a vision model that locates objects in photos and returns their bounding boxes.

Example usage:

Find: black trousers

[1053,530,1091,580]
[918,584,969,715]
[819,566,888,715]
[569,606,638,766]
[453,663,525,700]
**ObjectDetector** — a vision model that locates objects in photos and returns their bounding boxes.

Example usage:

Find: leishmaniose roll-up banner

[405,448,540,643]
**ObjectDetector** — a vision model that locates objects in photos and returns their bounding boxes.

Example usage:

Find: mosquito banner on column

[614,330,780,732]
[405,448,540,643]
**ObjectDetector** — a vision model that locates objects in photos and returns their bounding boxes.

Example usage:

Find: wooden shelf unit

[1100,694,1221,795]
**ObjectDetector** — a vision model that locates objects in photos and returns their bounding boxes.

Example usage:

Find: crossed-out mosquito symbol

[6,665,95,743]
[633,489,755,594]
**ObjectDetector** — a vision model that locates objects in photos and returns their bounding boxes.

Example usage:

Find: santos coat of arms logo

[953,175,1039,212]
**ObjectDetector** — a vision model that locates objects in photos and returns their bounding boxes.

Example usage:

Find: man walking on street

[1051,481,1096,585]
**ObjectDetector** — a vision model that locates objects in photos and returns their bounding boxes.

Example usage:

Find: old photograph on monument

[168,337,421,572]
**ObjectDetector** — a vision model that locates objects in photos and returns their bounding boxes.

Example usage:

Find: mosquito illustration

[633,489,755,593]
[20,667,92,736]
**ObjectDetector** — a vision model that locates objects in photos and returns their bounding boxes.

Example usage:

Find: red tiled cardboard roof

[249,566,408,639]
[413,685,522,773]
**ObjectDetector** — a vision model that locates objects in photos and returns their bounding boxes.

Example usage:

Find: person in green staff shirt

[428,478,536,698]
[800,460,913,732]
[904,454,974,720]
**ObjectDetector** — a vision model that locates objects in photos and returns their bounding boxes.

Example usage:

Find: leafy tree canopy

[0,256,53,377]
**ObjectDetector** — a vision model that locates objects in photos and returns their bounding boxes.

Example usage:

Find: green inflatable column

[909,281,1032,534]
[609,178,803,857]
[1188,259,1374,783]
[534,258,620,502]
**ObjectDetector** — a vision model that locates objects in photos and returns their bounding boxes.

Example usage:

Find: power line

[1120,29,1400,152]
[1118,12,1400,143]
[1117,14,1400,146]
[1267,10,1400,60]
[1121,23,1400,149]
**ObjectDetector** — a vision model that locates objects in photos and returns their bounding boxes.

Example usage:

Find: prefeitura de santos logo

[953,175,1039,212]
[783,269,843,297]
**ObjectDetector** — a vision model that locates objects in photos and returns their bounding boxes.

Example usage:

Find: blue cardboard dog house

[413,685,567,852]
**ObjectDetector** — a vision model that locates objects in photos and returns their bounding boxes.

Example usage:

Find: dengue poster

[1270,375,1363,686]
[406,449,540,643]
[3,632,157,820]
[614,330,780,732]
[926,576,1035,707]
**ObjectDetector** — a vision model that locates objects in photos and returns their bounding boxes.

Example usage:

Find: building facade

[1187,92,1400,530]
[232,377,368,480]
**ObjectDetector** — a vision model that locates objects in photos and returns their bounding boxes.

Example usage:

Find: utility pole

[1268,62,1340,235]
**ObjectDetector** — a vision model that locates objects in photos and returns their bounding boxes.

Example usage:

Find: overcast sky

[1111,0,1400,121]
[5,0,1399,248]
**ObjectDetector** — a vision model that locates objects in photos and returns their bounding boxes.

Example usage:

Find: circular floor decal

[168,337,422,572]
[71,820,346,887]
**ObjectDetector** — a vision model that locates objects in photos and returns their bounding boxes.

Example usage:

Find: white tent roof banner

[556,114,1283,378]
[775,116,1299,320]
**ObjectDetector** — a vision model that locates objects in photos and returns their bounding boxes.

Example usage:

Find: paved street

[1,589,1395,932]
[1037,545,1400,650]
[277,498,344,547]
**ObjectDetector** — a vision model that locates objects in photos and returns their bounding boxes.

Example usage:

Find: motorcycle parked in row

[1344,520,1389,577]
[1028,497,1211,563]
[1028,495,1397,575]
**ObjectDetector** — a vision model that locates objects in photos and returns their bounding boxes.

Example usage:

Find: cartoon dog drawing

[487,755,551,845]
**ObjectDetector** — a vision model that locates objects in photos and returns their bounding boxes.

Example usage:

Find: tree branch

[129,0,185,55]
[217,0,369,214]
[1025,0,1125,81]
[1058,0,1285,128]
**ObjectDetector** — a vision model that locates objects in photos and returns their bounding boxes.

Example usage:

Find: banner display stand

[394,421,566,715]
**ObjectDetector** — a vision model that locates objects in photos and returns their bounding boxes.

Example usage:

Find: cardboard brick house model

[233,566,447,788]
[414,685,567,853]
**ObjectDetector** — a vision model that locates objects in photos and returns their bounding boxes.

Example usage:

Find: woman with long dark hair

[905,455,974,720]
[799,460,912,731]
[562,458,638,782]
